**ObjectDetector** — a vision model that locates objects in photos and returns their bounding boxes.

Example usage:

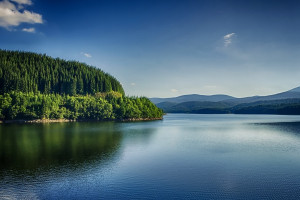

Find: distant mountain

[150,94,235,104]
[288,86,300,93]
[231,99,300,115]
[151,86,300,115]
[222,88,300,105]
[232,98,300,109]
[156,101,233,113]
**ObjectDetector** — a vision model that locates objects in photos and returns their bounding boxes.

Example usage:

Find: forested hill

[0,50,163,121]
[0,50,124,95]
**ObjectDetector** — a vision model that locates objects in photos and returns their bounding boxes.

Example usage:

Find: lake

[1,114,300,199]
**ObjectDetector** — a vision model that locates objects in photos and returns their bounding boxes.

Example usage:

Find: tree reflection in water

[0,122,122,172]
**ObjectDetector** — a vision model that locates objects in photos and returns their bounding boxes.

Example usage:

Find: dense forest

[0,50,163,121]
[0,50,124,95]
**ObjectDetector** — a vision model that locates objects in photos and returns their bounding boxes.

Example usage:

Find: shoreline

[0,117,163,124]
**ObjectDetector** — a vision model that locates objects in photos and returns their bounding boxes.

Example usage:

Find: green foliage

[0,50,124,95]
[0,50,163,121]
[0,92,163,121]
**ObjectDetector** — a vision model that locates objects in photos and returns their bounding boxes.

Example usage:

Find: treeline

[0,50,124,95]
[0,91,163,121]
[232,104,300,115]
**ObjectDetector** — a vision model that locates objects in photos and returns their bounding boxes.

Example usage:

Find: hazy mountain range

[150,86,300,115]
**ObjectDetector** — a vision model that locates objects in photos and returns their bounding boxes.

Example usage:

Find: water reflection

[0,122,122,171]
[254,121,300,135]
[1,115,300,199]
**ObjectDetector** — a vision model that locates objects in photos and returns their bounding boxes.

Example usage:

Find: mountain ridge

[150,86,300,115]
[150,94,235,104]
[151,87,300,104]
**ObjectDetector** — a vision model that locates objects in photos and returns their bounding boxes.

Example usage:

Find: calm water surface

[1,114,300,199]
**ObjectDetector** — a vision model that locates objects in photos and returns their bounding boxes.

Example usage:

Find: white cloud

[0,0,16,10]
[81,52,92,58]
[130,82,136,86]
[84,53,92,58]
[223,33,235,47]
[0,0,43,29]
[22,27,34,32]
[171,89,178,93]
[11,0,32,5]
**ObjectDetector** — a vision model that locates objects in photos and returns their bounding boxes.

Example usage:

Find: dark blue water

[1,114,300,199]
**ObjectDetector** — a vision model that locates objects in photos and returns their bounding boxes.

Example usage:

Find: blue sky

[1,0,300,97]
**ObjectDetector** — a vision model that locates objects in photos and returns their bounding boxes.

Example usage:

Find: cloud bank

[0,0,43,29]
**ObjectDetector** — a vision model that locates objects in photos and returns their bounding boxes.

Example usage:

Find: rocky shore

[0,117,163,124]
[1,119,76,124]
[118,117,163,122]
